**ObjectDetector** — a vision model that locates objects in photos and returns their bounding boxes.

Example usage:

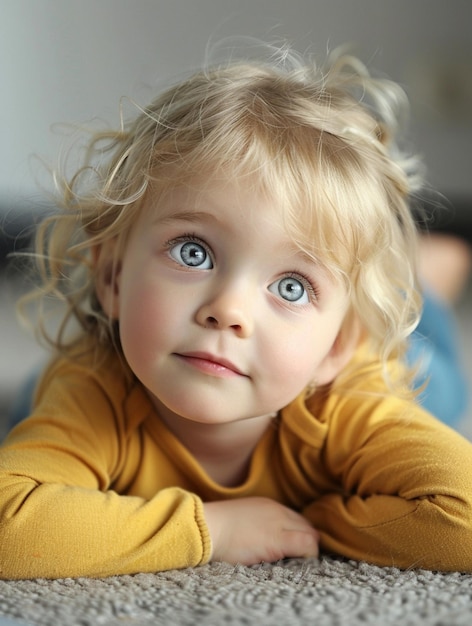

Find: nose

[195,282,254,338]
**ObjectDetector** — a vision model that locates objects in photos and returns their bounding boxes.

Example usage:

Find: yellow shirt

[1,345,472,579]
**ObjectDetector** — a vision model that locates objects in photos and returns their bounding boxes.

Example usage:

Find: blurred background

[1,0,471,433]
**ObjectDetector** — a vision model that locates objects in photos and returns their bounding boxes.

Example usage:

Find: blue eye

[170,240,213,269]
[268,276,309,304]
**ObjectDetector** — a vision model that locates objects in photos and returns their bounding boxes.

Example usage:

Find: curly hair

[20,41,424,392]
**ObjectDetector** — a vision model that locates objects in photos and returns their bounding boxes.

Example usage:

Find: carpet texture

[1,557,472,625]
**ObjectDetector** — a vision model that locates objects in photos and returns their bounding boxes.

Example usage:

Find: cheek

[118,277,175,369]
[264,319,339,384]
[262,328,315,383]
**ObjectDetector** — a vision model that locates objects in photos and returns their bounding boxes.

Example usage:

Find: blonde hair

[21,42,424,391]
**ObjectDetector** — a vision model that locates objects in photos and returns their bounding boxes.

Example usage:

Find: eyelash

[166,232,214,259]
[166,233,320,303]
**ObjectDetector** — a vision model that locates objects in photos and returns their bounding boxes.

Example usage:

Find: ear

[93,239,122,320]
[312,315,362,386]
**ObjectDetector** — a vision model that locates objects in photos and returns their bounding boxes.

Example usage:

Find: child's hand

[203,497,319,565]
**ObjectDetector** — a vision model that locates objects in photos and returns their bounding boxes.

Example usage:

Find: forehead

[148,173,283,227]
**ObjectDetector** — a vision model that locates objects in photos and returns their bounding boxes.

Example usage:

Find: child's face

[99,177,351,426]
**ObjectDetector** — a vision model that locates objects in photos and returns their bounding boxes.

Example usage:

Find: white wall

[1,0,472,213]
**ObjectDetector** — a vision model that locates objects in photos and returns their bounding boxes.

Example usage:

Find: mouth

[174,352,247,378]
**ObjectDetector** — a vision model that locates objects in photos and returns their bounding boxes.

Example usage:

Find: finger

[282,528,319,559]
[284,508,317,531]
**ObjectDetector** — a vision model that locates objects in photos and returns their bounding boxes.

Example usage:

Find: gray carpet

[1,557,472,625]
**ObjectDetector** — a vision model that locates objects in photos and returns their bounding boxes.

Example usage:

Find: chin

[151,392,241,425]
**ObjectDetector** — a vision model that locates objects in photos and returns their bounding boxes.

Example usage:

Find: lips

[174,352,247,377]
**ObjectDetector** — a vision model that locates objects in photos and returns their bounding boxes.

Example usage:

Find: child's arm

[0,476,209,579]
[0,430,212,578]
[302,393,472,571]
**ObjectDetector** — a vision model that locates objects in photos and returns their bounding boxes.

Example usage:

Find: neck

[152,401,275,487]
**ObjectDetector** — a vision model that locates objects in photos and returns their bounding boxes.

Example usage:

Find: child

[1,42,472,579]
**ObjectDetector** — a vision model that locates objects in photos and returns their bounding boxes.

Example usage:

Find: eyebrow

[153,210,219,226]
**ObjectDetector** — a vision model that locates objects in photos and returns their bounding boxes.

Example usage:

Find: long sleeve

[0,357,212,579]
[299,382,472,571]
